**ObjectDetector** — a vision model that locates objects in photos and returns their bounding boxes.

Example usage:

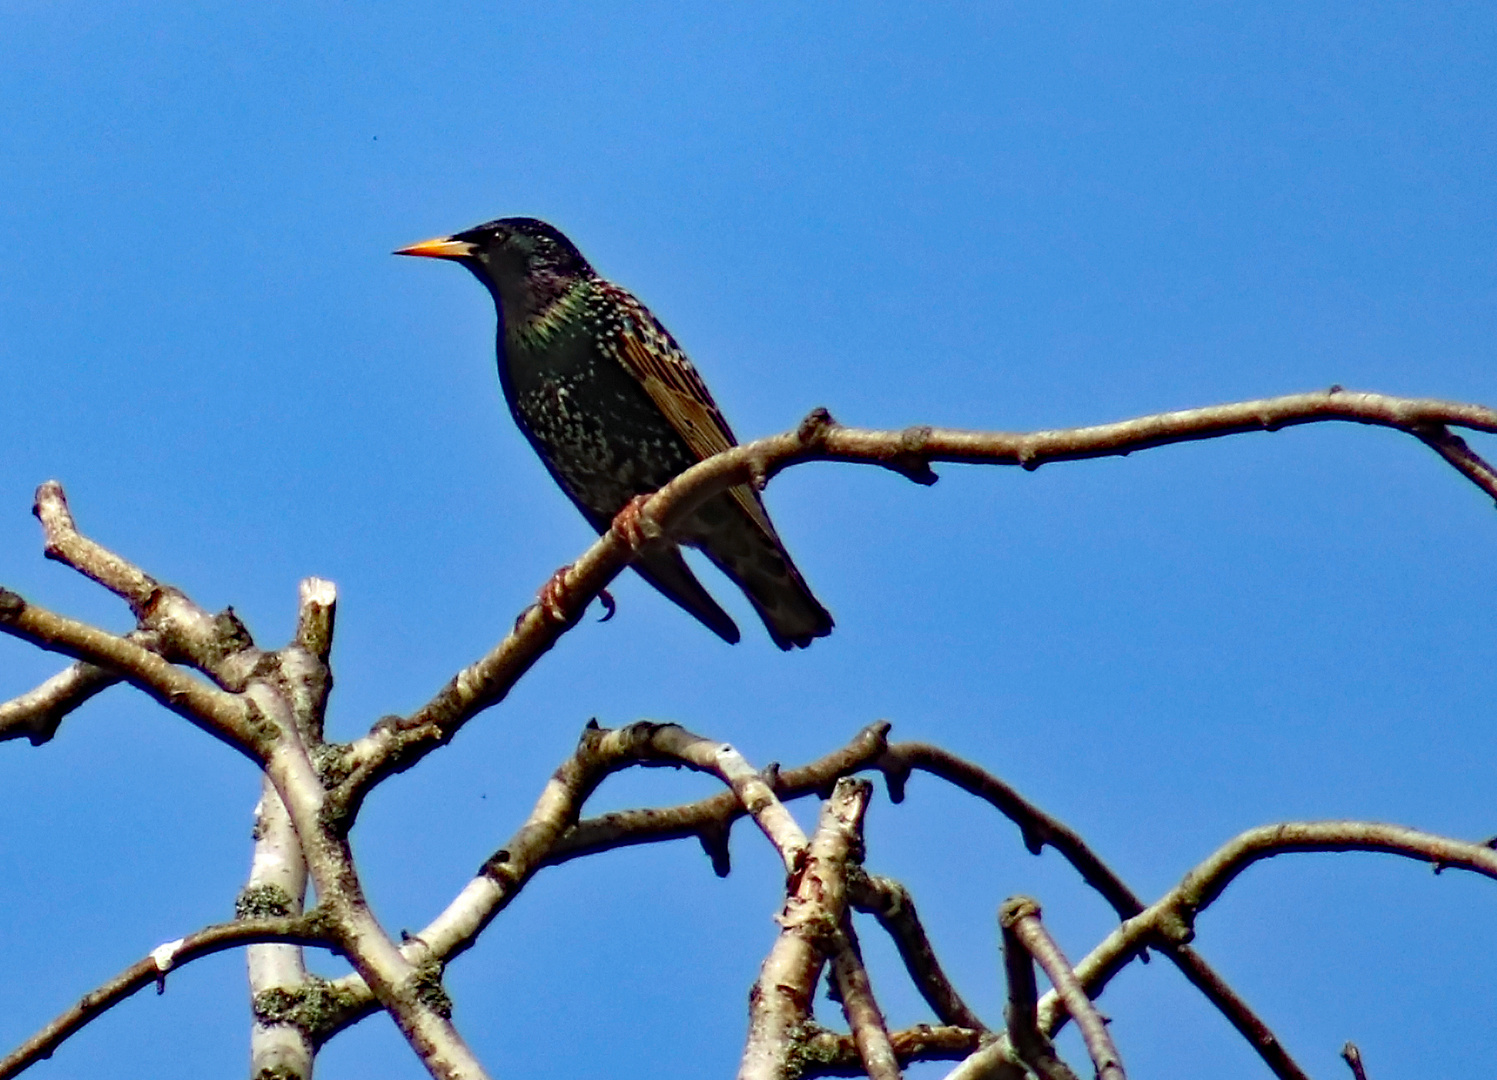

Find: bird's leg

[612,494,666,552]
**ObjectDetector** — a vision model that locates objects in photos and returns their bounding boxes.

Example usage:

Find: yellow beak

[393,236,478,259]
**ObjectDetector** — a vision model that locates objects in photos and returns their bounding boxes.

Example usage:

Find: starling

[395,217,833,649]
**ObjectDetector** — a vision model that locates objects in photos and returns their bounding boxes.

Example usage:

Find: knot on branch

[876,753,912,804]
[697,819,733,877]
[241,697,281,747]
[481,848,518,886]
[1018,824,1050,857]
[574,716,608,757]
[621,719,677,755]
[1152,907,1196,947]
[892,425,940,485]
[787,1021,844,1074]
[235,883,295,920]
[0,588,25,621]
[797,407,839,448]
[209,606,256,657]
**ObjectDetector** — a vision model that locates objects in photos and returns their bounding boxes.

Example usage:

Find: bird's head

[396,217,595,325]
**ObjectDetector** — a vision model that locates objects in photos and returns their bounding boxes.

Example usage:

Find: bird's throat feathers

[501,273,595,352]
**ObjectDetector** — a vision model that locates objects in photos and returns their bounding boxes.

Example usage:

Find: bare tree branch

[1164,946,1310,1080]
[0,589,260,753]
[6,390,1494,1077]
[796,1025,983,1077]
[1003,898,1125,1080]
[32,480,158,614]
[1341,1042,1369,1080]
[8,390,1493,751]
[740,777,871,1080]
[244,780,315,1078]
[0,916,330,1080]
[878,743,1142,920]
[1037,821,1497,1036]
[0,642,142,745]
[884,742,1318,1080]
[849,870,987,1033]
[306,722,895,1041]
[2,483,271,742]
[829,919,902,1080]
[327,390,1497,813]
[999,898,1079,1080]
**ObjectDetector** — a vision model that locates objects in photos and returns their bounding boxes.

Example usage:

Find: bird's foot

[532,565,575,626]
[517,569,617,631]
[613,494,665,552]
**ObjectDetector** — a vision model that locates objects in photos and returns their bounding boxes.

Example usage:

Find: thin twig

[0,917,329,1080]
[1341,1042,1369,1080]
[0,589,259,754]
[849,869,987,1032]
[830,920,902,1080]
[1003,898,1125,1080]
[999,897,1079,1080]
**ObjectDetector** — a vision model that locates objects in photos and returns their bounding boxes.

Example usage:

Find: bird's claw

[614,494,664,552]
[534,565,575,626]
[517,569,616,630]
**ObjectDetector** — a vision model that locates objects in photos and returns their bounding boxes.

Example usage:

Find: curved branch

[337,390,1497,808]
[3,483,270,741]
[0,589,259,755]
[1036,821,1497,1035]
[879,743,1143,921]
[0,916,330,1080]
[306,723,894,1041]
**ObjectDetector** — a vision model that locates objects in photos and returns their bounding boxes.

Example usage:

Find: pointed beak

[393,235,478,259]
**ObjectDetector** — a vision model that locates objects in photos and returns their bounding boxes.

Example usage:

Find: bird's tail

[633,546,742,645]
[692,497,834,651]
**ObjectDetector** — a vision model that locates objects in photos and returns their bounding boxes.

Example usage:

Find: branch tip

[1341,1042,1368,1080]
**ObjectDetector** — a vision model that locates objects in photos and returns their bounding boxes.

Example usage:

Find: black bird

[395,217,833,649]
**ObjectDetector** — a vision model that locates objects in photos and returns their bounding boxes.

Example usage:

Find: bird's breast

[500,330,698,520]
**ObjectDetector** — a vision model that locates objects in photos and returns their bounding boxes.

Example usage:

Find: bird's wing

[603,284,779,539]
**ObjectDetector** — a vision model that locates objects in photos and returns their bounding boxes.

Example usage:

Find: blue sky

[2,3,1494,1077]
